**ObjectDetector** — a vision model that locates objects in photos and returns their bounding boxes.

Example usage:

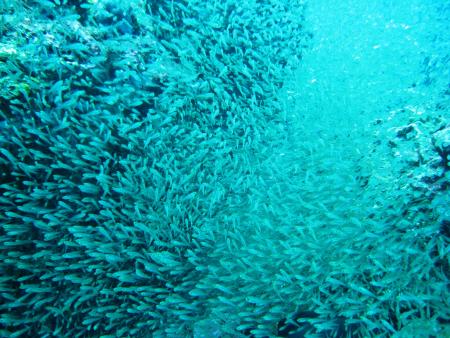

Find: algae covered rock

[433,126,450,164]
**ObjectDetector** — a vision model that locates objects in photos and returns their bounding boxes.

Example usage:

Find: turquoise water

[296,0,449,122]
[0,1,448,337]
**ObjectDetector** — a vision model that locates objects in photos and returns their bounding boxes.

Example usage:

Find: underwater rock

[433,126,450,163]
[395,123,420,140]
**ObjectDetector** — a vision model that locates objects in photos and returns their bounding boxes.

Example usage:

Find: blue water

[291,0,449,126]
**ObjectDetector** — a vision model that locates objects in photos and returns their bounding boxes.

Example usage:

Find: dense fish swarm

[0,0,449,337]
